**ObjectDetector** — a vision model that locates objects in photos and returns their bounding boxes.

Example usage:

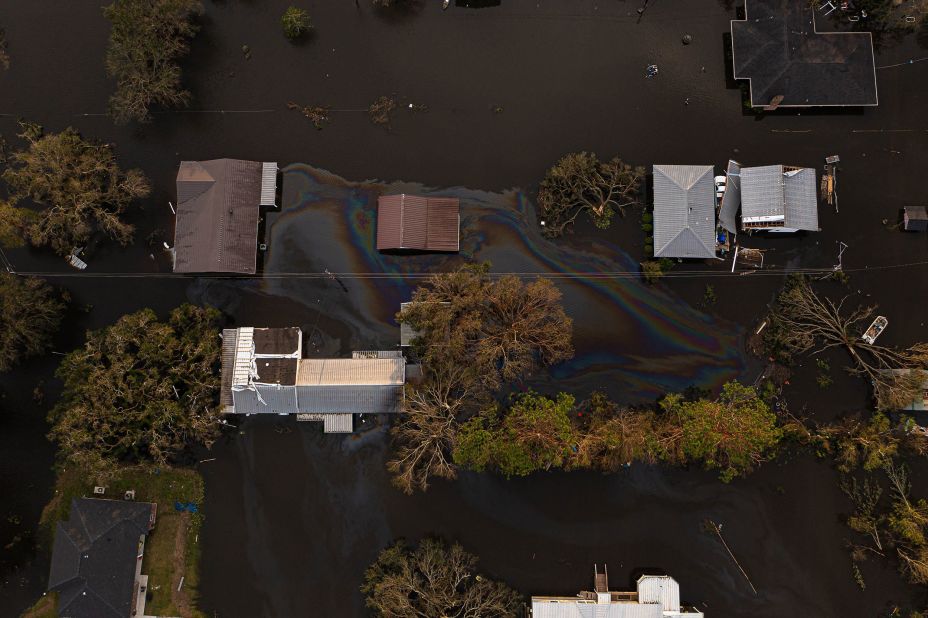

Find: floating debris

[646,64,659,78]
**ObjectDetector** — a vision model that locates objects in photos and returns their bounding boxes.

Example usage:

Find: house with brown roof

[376,194,460,252]
[173,159,278,274]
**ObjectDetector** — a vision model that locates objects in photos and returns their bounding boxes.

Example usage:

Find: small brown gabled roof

[376,194,460,252]
[173,159,265,274]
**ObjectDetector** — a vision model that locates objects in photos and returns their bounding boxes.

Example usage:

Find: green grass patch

[38,466,205,618]
[20,592,57,618]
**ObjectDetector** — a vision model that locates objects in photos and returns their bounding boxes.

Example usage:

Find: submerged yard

[1,0,927,616]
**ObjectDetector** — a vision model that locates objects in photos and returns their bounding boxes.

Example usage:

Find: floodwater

[1,0,928,616]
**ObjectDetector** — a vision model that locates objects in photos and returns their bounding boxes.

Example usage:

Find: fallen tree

[768,275,928,410]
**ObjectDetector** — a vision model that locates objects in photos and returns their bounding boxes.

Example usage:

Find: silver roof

[652,165,717,259]
[718,160,741,234]
[741,165,819,231]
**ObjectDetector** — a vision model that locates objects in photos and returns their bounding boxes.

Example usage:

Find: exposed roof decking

[731,0,878,107]
[652,164,717,259]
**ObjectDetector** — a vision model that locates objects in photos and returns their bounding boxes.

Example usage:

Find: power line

[11,259,928,281]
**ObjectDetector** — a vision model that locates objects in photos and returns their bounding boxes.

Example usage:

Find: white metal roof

[232,327,254,387]
[323,414,354,433]
[636,576,680,612]
[260,162,278,207]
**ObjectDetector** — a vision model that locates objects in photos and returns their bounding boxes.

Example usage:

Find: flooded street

[1,0,928,615]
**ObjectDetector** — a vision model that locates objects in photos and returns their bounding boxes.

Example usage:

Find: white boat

[861,315,888,345]
[442,0,450,9]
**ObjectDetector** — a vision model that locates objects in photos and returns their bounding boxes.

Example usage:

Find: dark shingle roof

[173,159,263,274]
[731,0,878,107]
[48,498,155,618]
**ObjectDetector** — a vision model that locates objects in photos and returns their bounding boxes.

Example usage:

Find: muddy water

[1,0,927,615]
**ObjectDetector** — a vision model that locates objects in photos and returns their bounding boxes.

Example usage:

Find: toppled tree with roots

[49,304,223,475]
[768,275,928,410]
[388,263,574,493]
[362,539,522,618]
[103,0,203,124]
[537,151,645,237]
[0,123,150,255]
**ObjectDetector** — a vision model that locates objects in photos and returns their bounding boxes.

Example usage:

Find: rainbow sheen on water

[264,163,746,401]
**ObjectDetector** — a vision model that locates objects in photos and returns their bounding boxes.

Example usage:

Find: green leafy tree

[362,539,522,618]
[0,273,67,372]
[662,381,782,481]
[49,304,222,474]
[281,6,311,40]
[455,392,577,477]
[103,0,203,124]
[537,151,645,237]
[1,124,150,255]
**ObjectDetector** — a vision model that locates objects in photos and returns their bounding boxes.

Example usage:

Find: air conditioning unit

[93,486,106,495]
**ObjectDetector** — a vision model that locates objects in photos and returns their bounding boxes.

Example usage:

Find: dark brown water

[1,0,927,615]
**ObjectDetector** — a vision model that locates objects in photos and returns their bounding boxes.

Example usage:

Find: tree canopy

[388,264,574,493]
[49,304,223,474]
[0,124,150,255]
[0,273,67,372]
[398,263,574,393]
[455,392,577,477]
[537,151,645,237]
[103,0,203,124]
[281,6,312,40]
[362,538,522,618]
[661,381,782,482]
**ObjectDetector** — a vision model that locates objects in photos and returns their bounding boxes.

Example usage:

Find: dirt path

[171,512,194,618]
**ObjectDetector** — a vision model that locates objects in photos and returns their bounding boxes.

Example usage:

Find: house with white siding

[530,565,703,618]
[220,327,404,433]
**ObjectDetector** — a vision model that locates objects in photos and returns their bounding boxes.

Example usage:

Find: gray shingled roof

[48,498,155,618]
[731,0,878,107]
[173,159,263,274]
[652,164,717,259]
[741,165,819,231]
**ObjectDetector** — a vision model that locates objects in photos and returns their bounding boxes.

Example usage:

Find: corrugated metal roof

[783,168,819,231]
[173,159,262,274]
[741,165,819,231]
[718,160,741,234]
[232,327,254,387]
[530,599,665,618]
[323,414,354,433]
[260,162,278,206]
[636,576,681,612]
[652,164,717,259]
[295,385,403,414]
[231,385,298,415]
[220,329,238,408]
[741,165,785,219]
[296,358,405,386]
[376,194,460,251]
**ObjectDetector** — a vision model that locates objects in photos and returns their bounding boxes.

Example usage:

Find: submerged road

[1,0,927,615]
